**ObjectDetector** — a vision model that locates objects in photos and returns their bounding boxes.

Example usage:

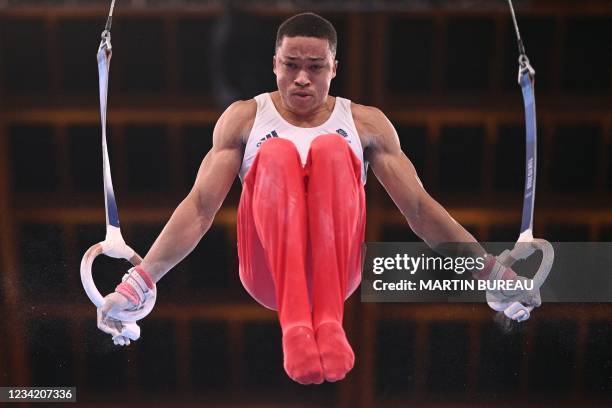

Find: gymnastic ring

[80,241,157,322]
[487,239,553,322]
[496,238,554,290]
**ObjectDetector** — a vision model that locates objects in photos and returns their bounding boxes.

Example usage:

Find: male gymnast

[98,12,540,385]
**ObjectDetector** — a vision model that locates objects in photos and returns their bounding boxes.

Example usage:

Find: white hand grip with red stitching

[80,240,157,322]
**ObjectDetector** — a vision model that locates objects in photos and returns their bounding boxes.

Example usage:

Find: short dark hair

[275,12,337,57]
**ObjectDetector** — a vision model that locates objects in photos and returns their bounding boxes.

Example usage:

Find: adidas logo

[256,130,279,147]
[336,128,351,143]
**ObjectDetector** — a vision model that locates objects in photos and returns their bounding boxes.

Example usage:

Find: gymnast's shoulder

[350,101,396,150]
[215,99,257,146]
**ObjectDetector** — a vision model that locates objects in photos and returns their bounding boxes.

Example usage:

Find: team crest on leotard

[256,130,279,147]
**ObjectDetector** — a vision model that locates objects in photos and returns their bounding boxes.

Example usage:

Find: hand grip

[80,241,156,322]
[497,238,554,290]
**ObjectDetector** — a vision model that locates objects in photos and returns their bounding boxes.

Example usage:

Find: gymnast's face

[273,36,337,115]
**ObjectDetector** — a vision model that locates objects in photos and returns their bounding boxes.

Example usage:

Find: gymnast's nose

[294,69,311,87]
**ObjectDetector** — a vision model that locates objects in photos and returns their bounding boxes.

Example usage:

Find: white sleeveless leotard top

[240,93,368,184]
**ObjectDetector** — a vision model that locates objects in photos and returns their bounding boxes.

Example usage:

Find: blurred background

[0,0,611,407]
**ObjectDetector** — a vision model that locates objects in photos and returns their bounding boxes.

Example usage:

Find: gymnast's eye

[310,65,322,72]
[284,62,298,69]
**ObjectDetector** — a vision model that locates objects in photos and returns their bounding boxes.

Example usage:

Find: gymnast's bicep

[371,145,429,219]
[189,145,242,218]
[365,109,429,221]
[188,101,252,220]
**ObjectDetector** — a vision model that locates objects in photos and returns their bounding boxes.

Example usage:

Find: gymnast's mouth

[292,91,313,98]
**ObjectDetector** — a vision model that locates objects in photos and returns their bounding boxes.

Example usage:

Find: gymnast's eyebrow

[284,56,326,61]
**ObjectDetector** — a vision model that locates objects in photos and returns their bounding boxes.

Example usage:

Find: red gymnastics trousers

[237,133,366,384]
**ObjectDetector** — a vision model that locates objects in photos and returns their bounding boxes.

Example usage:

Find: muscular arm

[139,100,254,282]
[356,104,485,257]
